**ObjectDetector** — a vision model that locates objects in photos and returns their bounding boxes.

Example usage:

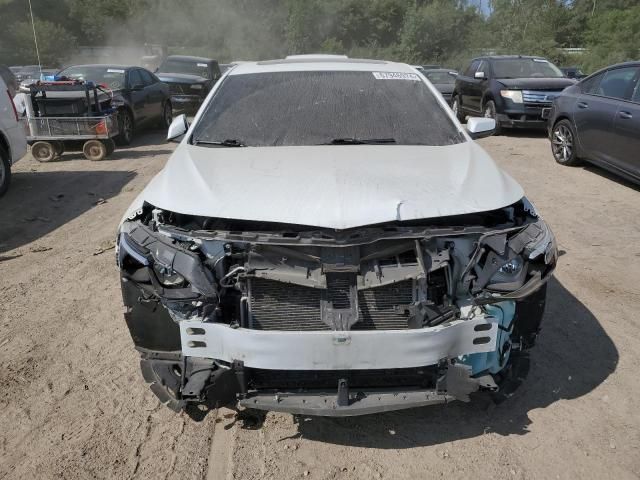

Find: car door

[458,60,480,113]
[572,68,625,165]
[127,69,148,124]
[468,59,490,113]
[609,68,640,177]
[139,68,164,121]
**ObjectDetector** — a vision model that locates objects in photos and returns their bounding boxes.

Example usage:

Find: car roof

[61,64,137,70]
[229,54,415,75]
[477,55,547,61]
[165,55,214,63]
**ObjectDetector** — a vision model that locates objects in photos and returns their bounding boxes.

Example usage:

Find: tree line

[0,0,638,73]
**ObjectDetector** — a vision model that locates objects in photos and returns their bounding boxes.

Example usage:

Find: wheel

[83,140,107,161]
[115,109,134,146]
[551,119,581,166]
[31,141,56,162]
[483,100,502,134]
[52,141,65,158]
[158,101,173,130]
[0,146,11,198]
[451,95,465,122]
[103,139,116,156]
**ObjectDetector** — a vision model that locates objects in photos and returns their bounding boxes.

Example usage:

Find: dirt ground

[1,130,639,480]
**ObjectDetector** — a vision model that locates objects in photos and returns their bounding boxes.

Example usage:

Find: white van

[0,76,27,197]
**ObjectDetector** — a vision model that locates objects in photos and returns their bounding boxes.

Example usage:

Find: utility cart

[22,81,119,162]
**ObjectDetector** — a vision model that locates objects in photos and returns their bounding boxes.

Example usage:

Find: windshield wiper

[193,139,246,147]
[322,137,397,145]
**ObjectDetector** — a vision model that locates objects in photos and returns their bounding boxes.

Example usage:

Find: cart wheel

[103,139,116,156]
[31,141,56,163]
[52,141,65,158]
[83,140,107,161]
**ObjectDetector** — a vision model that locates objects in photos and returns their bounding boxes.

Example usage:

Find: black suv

[452,55,575,133]
[156,56,222,113]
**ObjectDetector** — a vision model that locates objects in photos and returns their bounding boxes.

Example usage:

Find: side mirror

[474,71,486,80]
[167,114,189,142]
[466,117,495,140]
[131,84,144,91]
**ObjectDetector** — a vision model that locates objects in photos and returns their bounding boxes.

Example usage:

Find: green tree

[1,19,77,66]
[582,5,640,71]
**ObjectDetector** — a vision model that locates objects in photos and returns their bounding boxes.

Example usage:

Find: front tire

[483,100,502,135]
[159,101,173,130]
[0,146,11,198]
[83,140,107,161]
[551,119,581,166]
[115,109,134,146]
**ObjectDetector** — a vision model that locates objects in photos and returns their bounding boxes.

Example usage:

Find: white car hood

[124,142,524,230]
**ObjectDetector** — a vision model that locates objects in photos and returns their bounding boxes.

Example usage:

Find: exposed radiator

[248,278,415,331]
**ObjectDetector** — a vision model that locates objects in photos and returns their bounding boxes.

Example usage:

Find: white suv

[0,76,27,197]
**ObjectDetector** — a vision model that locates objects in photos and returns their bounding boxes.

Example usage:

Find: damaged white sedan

[117,55,557,416]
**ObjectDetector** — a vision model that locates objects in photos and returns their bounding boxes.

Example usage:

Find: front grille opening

[248,278,416,331]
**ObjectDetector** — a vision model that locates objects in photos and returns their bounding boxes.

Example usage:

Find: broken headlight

[153,264,188,288]
[526,219,556,263]
[498,257,523,275]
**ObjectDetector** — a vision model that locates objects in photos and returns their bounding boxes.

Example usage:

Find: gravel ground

[0,131,639,480]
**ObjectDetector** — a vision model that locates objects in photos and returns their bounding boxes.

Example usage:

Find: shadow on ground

[261,277,618,448]
[0,170,136,254]
[582,164,640,192]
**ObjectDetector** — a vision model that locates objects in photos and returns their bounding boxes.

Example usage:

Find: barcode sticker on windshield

[107,69,125,73]
[373,72,420,81]
[533,59,548,63]
[197,63,207,67]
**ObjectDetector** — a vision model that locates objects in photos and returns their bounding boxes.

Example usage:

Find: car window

[632,77,640,104]
[129,69,144,88]
[465,60,480,77]
[158,59,211,79]
[477,61,488,76]
[581,72,605,95]
[139,69,155,86]
[192,70,464,147]
[425,72,456,84]
[491,58,564,78]
[58,65,126,90]
[598,67,639,100]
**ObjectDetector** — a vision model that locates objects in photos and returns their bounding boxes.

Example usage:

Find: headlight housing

[153,263,188,288]
[500,90,523,104]
[498,257,523,275]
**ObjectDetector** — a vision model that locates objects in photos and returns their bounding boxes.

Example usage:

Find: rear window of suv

[192,70,464,147]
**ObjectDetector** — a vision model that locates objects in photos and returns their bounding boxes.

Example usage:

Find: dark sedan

[156,56,221,113]
[56,64,172,145]
[548,62,640,183]
[421,68,458,104]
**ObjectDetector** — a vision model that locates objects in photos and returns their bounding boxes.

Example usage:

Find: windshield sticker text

[372,72,420,81]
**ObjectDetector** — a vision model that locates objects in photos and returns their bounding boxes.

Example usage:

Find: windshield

[57,66,127,90]
[492,58,564,79]
[159,60,210,79]
[191,70,463,147]
[425,71,456,84]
